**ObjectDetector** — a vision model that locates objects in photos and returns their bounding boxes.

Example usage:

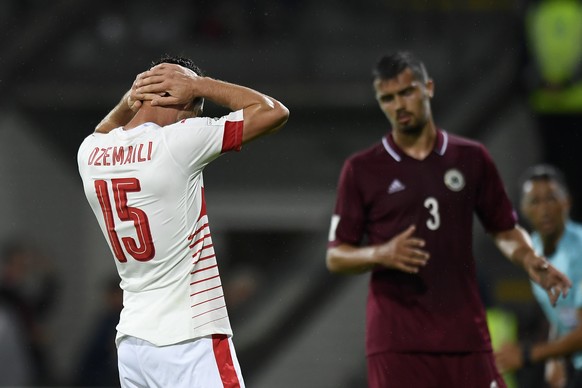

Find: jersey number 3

[424,197,441,231]
[95,178,155,262]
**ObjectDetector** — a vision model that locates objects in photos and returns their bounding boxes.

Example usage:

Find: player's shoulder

[78,131,104,151]
[167,111,243,129]
[443,131,491,162]
[444,131,485,150]
[566,221,582,243]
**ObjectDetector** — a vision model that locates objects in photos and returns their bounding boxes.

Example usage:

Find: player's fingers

[136,75,168,88]
[135,81,171,95]
[129,100,142,112]
[547,288,559,307]
[406,248,430,261]
[149,63,174,72]
[134,70,150,82]
[406,257,429,268]
[561,272,573,288]
[555,283,569,299]
[151,95,181,106]
[398,225,416,239]
[133,92,161,102]
[405,237,426,248]
[398,262,422,274]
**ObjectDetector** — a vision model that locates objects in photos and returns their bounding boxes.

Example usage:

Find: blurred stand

[73,277,123,387]
[520,0,582,220]
[0,239,59,385]
[0,304,33,386]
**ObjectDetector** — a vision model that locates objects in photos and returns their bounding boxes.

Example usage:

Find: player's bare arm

[495,309,582,373]
[493,225,571,306]
[326,225,430,274]
[94,90,138,134]
[135,63,289,143]
[94,72,162,134]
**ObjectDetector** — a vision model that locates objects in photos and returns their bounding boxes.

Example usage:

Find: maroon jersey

[329,130,517,356]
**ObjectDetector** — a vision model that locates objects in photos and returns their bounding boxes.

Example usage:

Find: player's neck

[124,103,178,130]
[393,122,437,161]
[540,224,566,257]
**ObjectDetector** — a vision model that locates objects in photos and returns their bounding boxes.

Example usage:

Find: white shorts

[117,334,245,388]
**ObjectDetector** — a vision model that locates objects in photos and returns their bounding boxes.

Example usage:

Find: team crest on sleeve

[444,169,465,192]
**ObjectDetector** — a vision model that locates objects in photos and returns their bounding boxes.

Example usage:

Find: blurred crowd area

[1,0,582,387]
[0,238,122,387]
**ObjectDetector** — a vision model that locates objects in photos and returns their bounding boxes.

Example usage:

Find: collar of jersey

[114,122,160,139]
[382,129,448,162]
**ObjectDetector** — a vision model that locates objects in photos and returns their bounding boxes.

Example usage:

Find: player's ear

[426,79,434,98]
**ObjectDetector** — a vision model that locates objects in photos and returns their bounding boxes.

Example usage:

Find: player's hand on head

[128,70,163,111]
[374,225,429,274]
[134,63,200,107]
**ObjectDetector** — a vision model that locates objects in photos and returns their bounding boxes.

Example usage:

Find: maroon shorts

[367,351,506,388]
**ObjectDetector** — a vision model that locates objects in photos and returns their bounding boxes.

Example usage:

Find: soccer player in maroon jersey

[326,51,572,388]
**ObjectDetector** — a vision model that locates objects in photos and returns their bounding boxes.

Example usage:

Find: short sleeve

[571,238,582,309]
[474,144,517,233]
[328,159,365,247]
[163,110,244,173]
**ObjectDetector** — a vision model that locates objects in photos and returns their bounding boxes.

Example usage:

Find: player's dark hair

[373,51,429,83]
[519,164,570,196]
[151,54,205,77]
[151,54,205,111]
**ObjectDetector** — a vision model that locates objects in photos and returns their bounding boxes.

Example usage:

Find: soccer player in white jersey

[77,56,289,388]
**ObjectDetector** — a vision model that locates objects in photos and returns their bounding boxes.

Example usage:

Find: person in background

[326,51,571,388]
[496,164,582,388]
[74,277,123,387]
[0,299,33,386]
[78,55,288,388]
[0,239,58,385]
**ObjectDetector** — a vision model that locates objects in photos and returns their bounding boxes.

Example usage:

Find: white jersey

[77,110,244,346]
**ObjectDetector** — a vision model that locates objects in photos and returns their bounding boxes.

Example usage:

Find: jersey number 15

[94,178,156,262]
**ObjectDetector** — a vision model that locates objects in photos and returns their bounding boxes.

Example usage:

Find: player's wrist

[511,246,535,267]
[367,245,380,266]
[522,342,533,366]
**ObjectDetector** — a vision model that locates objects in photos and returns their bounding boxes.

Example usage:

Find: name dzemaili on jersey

[87,141,153,166]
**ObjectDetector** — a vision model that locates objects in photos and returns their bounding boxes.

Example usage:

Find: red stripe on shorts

[212,334,241,388]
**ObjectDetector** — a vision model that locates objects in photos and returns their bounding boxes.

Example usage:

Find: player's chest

[362,161,475,214]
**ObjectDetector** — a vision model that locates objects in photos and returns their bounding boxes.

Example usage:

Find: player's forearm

[531,328,582,362]
[95,90,135,134]
[196,77,289,142]
[196,77,268,111]
[493,225,535,268]
[326,244,376,274]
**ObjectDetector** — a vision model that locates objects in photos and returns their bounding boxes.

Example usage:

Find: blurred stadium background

[0,0,554,386]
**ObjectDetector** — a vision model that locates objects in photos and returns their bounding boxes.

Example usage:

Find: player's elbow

[242,102,289,143]
[268,100,289,134]
[326,249,343,273]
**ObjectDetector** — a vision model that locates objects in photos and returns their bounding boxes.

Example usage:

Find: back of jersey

[77,111,243,346]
